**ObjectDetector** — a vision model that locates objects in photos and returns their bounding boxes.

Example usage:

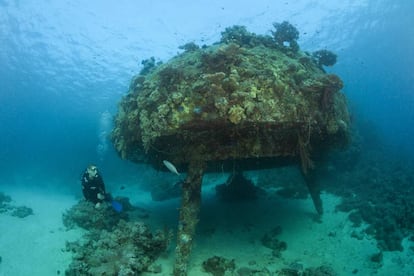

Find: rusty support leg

[173,160,205,276]
[298,133,322,215]
[302,169,323,215]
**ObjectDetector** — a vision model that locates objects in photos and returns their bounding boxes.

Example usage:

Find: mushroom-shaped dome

[111,25,350,171]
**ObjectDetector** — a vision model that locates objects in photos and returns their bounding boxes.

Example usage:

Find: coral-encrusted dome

[111,25,350,171]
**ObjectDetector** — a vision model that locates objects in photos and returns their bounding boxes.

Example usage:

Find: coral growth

[139,57,158,75]
[11,206,33,218]
[312,50,338,67]
[0,192,33,218]
[179,42,200,52]
[65,220,169,275]
[63,197,169,275]
[62,200,128,231]
[111,23,349,166]
[261,226,288,258]
[323,133,414,251]
[272,21,300,52]
[202,256,236,276]
[220,25,256,47]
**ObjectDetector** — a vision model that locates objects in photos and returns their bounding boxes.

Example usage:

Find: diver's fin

[111,200,123,212]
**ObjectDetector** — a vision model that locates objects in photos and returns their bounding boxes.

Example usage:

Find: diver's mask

[87,165,98,179]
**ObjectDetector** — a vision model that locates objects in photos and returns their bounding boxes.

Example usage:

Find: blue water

[1,0,414,274]
[1,1,413,183]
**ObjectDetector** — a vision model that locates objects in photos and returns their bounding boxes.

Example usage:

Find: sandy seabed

[0,187,82,275]
[1,183,413,276]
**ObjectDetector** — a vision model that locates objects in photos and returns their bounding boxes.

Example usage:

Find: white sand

[147,186,414,276]
[0,187,82,276]
[1,184,413,276]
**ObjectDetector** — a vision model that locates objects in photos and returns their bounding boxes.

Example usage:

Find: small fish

[163,160,180,175]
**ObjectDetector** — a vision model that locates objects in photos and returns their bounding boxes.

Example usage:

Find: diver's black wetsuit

[81,170,107,204]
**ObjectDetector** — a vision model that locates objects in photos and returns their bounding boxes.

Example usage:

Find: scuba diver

[80,165,123,212]
[81,165,110,207]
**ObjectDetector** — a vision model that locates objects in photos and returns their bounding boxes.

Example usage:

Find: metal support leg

[302,169,323,215]
[173,160,205,276]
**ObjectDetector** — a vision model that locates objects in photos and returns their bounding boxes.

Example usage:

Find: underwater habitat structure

[111,22,351,275]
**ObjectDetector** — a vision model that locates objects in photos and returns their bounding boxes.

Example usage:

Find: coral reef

[63,196,169,275]
[0,192,33,218]
[220,25,254,45]
[62,199,130,231]
[139,57,158,75]
[179,42,200,52]
[322,131,414,251]
[11,206,33,218]
[312,50,337,67]
[111,22,349,165]
[202,256,236,276]
[272,21,300,52]
[65,220,169,275]
[261,226,288,258]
